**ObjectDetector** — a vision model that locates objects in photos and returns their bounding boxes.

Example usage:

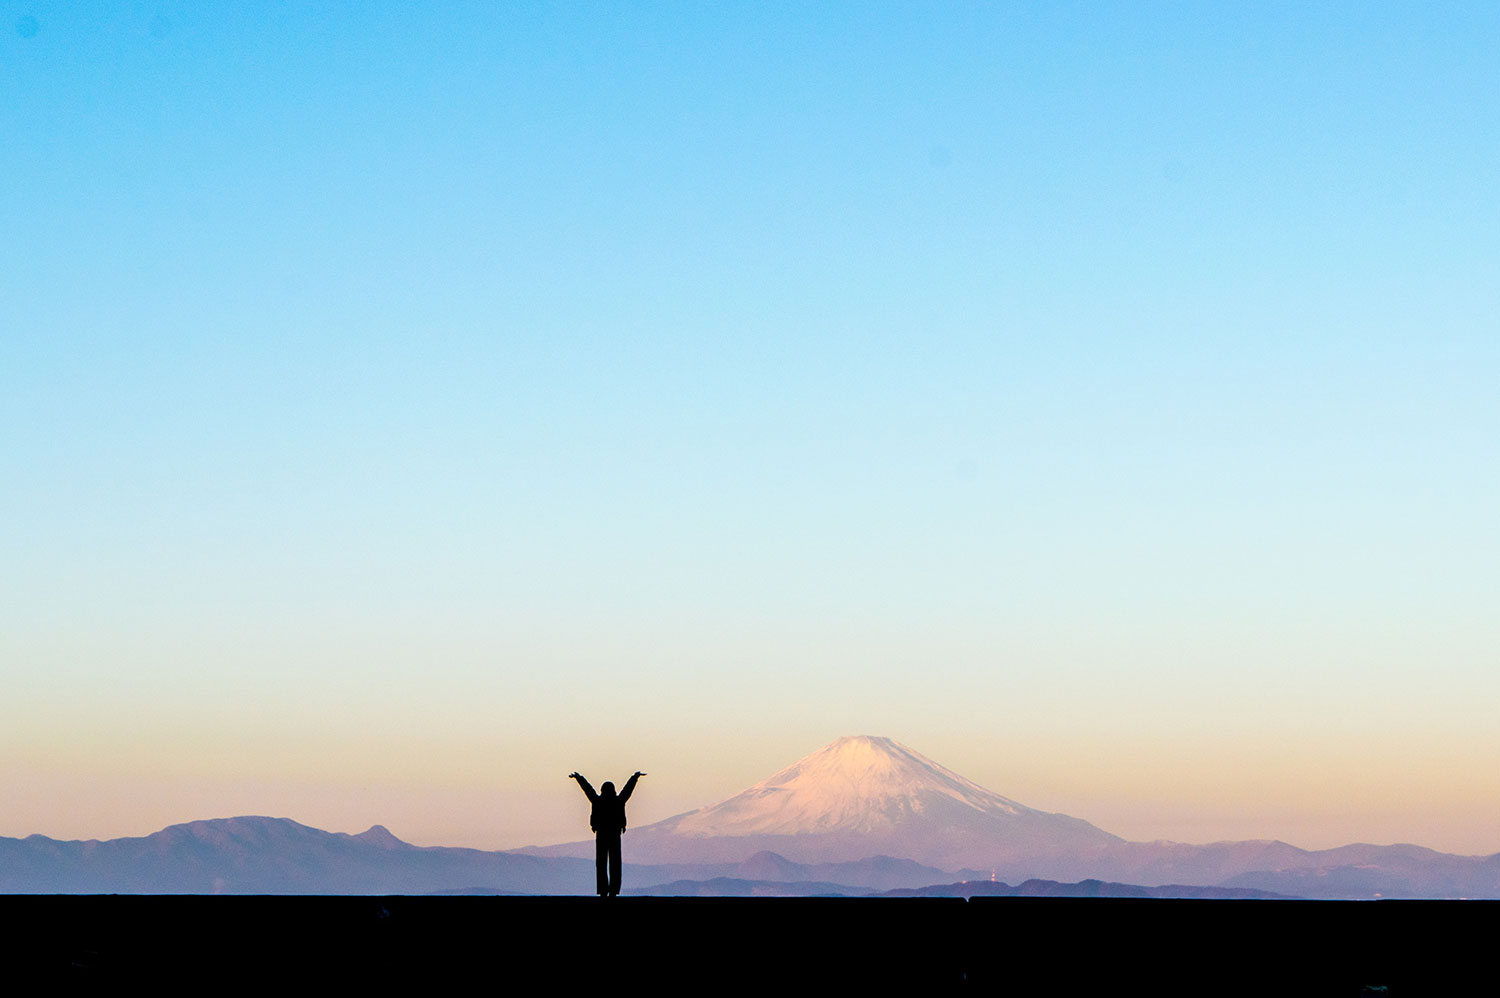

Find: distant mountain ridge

[0,816,586,895]
[878,878,1296,900]
[523,735,1500,897]
[0,817,954,896]
[5,737,1500,897]
[531,735,1119,868]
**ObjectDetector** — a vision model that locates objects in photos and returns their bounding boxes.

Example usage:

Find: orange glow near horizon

[5,724,1499,857]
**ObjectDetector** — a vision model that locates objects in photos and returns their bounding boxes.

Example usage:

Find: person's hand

[568,772,581,780]
[634,771,646,778]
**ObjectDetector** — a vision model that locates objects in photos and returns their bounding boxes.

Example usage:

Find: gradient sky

[3,2,1498,855]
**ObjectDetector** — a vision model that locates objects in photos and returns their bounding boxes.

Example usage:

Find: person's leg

[607,835,622,896]
[595,835,608,896]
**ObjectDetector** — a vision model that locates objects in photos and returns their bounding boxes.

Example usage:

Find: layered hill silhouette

[530,735,1119,868]
[0,816,587,895]
[6,736,1499,897]
[521,735,1500,897]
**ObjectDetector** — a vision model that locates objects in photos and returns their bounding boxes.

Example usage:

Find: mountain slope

[528,735,1500,896]
[672,735,1070,836]
[8,739,1499,897]
[0,817,589,895]
[538,735,1121,868]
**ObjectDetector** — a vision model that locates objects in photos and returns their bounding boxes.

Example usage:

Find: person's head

[601,781,617,798]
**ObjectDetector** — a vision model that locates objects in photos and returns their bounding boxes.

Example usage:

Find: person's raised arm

[569,772,598,803]
[618,771,645,805]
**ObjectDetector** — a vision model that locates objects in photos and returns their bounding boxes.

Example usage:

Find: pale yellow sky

[6,719,1499,856]
[5,3,1498,866]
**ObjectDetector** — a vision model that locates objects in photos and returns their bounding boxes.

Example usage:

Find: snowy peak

[671,735,1036,838]
[540,735,1122,868]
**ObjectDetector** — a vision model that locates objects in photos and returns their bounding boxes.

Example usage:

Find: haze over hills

[0,816,587,895]
[0,816,960,896]
[525,735,1500,897]
[5,736,1499,898]
[532,735,1119,868]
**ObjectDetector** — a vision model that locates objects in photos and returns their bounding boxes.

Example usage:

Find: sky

[3,2,1497,855]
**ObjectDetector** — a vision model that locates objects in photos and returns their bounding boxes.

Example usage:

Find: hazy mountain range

[532,735,1121,868]
[6,736,1498,898]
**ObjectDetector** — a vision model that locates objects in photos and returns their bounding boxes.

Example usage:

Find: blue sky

[3,3,1498,851]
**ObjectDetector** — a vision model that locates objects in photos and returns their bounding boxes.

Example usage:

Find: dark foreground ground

[5,895,1492,993]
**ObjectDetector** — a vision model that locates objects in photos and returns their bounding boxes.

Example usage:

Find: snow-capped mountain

[670,735,1047,836]
[542,735,1121,869]
[8,740,1500,897]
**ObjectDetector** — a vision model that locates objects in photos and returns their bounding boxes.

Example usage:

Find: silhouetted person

[569,770,644,897]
